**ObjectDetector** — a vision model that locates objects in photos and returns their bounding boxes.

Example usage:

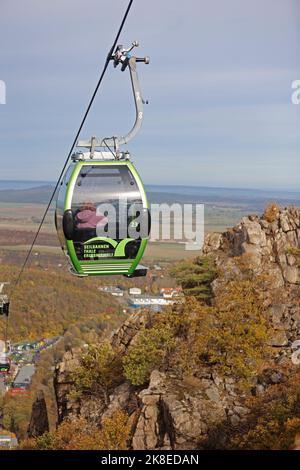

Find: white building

[129,287,142,296]
[98,286,124,296]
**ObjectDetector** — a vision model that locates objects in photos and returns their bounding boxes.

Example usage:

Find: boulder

[132,371,227,450]
[268,304,285,325]
[268,330,288,347]
[203,232,223,254]
[283,266,299,284]
[279,214,291,232]
[241,218,267,246]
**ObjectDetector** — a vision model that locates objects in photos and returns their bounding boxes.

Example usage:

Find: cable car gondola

[56,158,150,277]
[0,354,10,375]
[55,42,151,277]
[0,299,9,316]
[0,283,10,317]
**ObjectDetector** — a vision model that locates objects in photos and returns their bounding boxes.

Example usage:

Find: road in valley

[0,340,7,396]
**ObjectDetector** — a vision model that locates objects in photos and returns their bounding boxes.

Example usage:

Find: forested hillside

[0,264,124,342]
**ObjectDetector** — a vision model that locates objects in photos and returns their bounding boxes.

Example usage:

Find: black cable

[4,316,9,345]
[12,0,134,293]
[103,137,117,158]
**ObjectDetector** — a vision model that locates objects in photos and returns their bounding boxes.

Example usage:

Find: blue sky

[0,0,300,189]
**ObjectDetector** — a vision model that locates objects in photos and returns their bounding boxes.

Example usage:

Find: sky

[0,0,300,190]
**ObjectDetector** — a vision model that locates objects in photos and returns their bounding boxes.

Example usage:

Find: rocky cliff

[204,206,300,350]
[53,311,238,450]
[204,205,300,286]
[43,206,300,449]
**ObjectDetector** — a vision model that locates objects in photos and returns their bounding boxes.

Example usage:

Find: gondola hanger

[76,41,149,159]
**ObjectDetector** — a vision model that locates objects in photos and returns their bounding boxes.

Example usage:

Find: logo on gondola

[83,237,133,259]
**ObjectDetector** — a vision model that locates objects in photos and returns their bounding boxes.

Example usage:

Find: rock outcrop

[54,346,108,425]
[203,206,300,287]
[27,390,49,438]
[204,206,300,359]
[131,370,231,450]
[53,322,251,449]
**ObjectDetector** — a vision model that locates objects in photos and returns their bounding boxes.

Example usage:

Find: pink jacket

[75,209,108,229]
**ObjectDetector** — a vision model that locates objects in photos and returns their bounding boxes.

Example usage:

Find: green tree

[70,341,123,404]
[170,256,216,302]
[123,321,176,385]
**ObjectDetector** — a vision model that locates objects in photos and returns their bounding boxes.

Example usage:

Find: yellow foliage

[123,270,271,388]
[21,412,131,450]
[231,377,300,450]
[263,203,281,223]
[69,341,123,403]
[0,263,123,342]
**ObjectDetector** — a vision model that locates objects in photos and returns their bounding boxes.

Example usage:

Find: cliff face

[204,206,300,286]
[53,313,240,450]
[51,206,300,450]
[204,206,300,350]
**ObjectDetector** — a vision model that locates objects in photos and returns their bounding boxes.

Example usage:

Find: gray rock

[266,265,284,288]
[268,304,285,324]
[241,218,267,246]
[132,371,227,450]
[255,384,265,396]
[280,214,291,232]
[259,219,269,230]
[230,415,240,426]
[101,382,132,423]
[270,372,284,384]
[233,406,249,417]
[203,232,223,253]
[283,266,299,284]
[268,330,288,347]
[287,254,297,266]
[205,385,221,403]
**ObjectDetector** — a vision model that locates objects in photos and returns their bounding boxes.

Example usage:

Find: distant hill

[0,183,300,211]
[0,185,53,204]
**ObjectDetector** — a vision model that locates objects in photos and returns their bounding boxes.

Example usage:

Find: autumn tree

[123,263,272,387]
[230,377,300,450]
[21,412,131,450]
[263,202,281,222]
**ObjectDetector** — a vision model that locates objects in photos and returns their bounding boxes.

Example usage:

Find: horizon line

[0,178,299,195]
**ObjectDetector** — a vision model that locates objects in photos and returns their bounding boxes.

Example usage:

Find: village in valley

[99,284,183,309]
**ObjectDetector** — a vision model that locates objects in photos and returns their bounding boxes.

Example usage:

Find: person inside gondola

[74,202,108,242]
